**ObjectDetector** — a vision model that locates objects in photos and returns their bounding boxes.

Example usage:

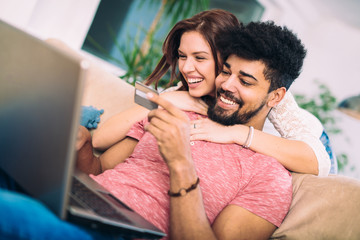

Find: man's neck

[246,110,270,131]
[246,121,265,131]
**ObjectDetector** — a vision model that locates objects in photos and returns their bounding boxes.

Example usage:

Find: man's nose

[221,74,237,92]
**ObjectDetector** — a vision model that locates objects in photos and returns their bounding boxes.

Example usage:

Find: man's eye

[241,79,252,86]
[221,70,230,75]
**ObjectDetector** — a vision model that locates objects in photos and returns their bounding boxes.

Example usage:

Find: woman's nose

[182,58,195,72]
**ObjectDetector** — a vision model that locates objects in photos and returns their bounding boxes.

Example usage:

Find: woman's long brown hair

[144,9,240,91]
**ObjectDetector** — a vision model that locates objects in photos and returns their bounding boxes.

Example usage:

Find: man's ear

[267,87,286,108]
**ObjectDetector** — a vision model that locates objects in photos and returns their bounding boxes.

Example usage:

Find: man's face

[208,55,271,126]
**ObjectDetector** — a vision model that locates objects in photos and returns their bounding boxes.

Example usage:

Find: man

[0,21,306,239]
[76,21,306,239]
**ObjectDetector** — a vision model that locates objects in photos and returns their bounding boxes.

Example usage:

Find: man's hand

[75,126,102,175]
[75,125,91,151]
[145,93,193,169]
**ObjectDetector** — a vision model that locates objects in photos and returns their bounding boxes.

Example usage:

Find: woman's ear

[267,87,286,108]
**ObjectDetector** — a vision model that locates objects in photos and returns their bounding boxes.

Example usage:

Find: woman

[92,9,332,176]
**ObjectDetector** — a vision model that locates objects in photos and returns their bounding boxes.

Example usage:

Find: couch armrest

[80,64,136,126]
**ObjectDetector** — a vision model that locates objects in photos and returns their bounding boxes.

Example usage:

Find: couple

[76,17,304,240]
[92,10,332,177]
[1,10,328,240]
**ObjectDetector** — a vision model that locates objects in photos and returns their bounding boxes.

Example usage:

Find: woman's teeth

[188,78,204,84]
[220,96,236,105]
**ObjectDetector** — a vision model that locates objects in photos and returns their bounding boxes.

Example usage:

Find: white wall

[0,0,100,49]
[0,0,38,28]
[301,19,360,178]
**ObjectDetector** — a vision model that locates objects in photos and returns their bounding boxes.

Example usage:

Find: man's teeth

[220,96,236,105]
[188,78,203,84]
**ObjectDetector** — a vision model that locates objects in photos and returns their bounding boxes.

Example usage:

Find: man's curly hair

[217,21,307,92]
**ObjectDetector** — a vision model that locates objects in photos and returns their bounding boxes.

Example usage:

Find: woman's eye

[196,56,206,60]
[178,54,186,59]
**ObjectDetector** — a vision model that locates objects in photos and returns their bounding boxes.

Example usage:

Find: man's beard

[207,88,267,126]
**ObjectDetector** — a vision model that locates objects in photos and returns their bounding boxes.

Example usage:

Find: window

[82,0,264,81]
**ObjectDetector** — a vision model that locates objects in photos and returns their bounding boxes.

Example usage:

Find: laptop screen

[0,20,87,219]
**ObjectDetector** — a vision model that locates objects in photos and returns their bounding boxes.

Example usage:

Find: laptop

[0,20,165,239]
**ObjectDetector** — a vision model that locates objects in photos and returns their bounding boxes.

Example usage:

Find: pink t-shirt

[93,112,292,236]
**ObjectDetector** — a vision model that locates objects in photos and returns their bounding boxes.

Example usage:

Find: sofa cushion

[81,64,136,127]
[271,173,360,239]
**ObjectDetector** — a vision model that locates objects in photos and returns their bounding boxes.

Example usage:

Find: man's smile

[216,88,243,110]
[219,95,236,105]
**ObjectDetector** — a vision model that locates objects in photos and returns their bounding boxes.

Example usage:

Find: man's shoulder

[246,152,292,203]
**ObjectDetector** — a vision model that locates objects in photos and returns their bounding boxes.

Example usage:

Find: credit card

[134,81,159,110]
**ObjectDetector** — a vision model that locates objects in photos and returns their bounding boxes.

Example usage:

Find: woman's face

[178,31,216,97]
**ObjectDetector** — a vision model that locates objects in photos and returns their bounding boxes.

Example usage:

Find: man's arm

[146,93,276,240]
[212,205,276,239]
[168,168,276,240]
[76,126,138,175]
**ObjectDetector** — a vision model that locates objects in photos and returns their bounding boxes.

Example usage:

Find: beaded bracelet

[243,126,254,149]
[168,178,200,197]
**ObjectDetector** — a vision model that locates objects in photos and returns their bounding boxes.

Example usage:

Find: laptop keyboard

[71,177,132,224]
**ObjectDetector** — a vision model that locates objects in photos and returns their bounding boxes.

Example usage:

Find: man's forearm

[168,165,217,240]
[76,143,102,175]
[144,93,218,239]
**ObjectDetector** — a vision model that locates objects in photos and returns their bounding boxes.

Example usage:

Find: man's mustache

[217,88,244,107]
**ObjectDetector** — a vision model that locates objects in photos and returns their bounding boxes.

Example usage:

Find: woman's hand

[160,91,208,115]
[190,118,247,144]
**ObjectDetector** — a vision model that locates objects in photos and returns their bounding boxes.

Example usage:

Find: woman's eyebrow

[178,49,210,55]
[193,51,210,55]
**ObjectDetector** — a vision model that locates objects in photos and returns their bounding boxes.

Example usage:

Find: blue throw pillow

[80,106,104,129]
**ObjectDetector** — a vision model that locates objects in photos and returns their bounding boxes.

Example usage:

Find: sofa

[48,39,360,239]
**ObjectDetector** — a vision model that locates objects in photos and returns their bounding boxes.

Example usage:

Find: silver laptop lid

[0,20,87,219]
